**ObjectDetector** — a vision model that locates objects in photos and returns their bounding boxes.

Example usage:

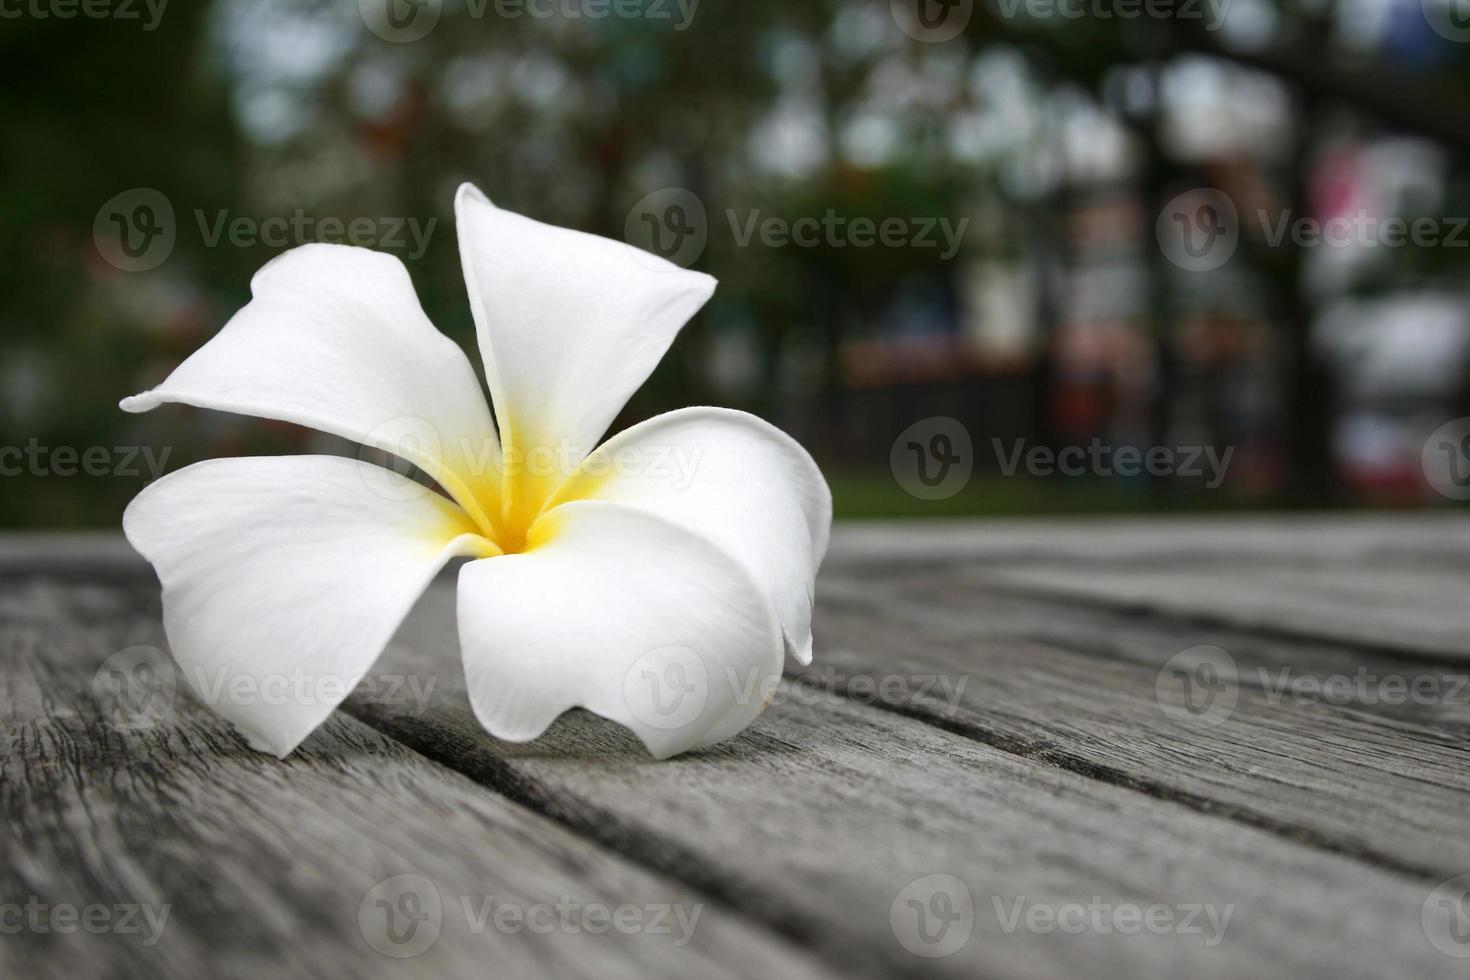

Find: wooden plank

[346,580,1467,980]
[10,514,1470,579]
[969,558,1470,660]
[827,515,1470,566]
[0,576,836,980]
[11,516,1470,656]
[804,571,1470,880]
[825,516,1470,660]
[825,565,1470,733]
[0,533,143,578]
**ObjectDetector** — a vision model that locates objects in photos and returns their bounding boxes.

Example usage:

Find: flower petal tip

[238,725,298,760]
[455,181,492,212]
[689,269,719,299]
[119,392,157,413]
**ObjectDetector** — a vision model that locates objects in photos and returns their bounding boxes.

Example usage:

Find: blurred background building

[3,0,1469,525]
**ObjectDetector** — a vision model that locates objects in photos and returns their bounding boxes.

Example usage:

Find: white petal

[454,184,715,512]
[550,407,831,664]
[120,244,502,533]
[457,501,782,759]
[123,455,494,757]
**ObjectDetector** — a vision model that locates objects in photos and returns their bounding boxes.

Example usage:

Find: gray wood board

[826,514,1470,566]
[970,559,1470,661]
[807,571,1470,880]
[342,578,1467,980]
[7,521,1470,979]
[0,576,835,980]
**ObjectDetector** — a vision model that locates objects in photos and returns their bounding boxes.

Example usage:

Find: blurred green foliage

[3,0,1469,527]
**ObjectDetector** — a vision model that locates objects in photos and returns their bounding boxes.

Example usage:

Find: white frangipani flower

[120,184,830,760]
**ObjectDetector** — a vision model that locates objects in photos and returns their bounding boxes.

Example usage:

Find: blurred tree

[3,0,1468,525]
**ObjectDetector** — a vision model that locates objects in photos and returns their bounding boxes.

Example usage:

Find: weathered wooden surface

[3,518,1470,979]
[0,578,833,980]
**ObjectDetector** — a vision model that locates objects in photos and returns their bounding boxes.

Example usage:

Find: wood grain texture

[0,576,836,980]
[843,565,1470,733]
[5,519,1470,980]
[827,514,1470,566]
[972,559,1470,661]
[830,517,1470,659]
[344,577,1469,980]
[806,571,1470,879]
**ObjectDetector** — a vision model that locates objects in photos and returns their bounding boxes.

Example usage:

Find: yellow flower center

[434,434,599,558]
